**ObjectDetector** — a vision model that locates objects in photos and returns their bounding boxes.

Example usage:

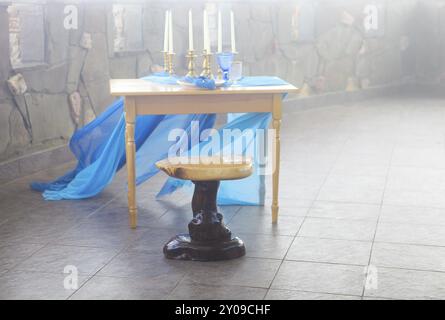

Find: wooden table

[110,79,299,228]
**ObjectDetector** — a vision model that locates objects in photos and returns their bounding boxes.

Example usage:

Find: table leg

[125,97,137,228]
[272,94,282,224]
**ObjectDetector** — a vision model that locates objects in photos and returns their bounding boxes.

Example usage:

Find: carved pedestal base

[163,180,246,261]
[164,234,245,261]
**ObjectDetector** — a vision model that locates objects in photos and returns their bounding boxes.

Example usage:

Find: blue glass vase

[216,52,234,81]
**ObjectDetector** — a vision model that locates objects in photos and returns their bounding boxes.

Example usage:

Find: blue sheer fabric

[157,112,272,205]
[31,75,290,205]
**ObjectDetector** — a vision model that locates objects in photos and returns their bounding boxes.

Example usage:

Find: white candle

[230,10,236,53]
[217,10,222,53]
[163,10,169,52]
[203,10,209,52]
[188,10,194,51]
[206,11,211,52]
[168,11,173,53]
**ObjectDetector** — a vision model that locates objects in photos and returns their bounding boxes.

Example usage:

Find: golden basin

[155,156,253,181]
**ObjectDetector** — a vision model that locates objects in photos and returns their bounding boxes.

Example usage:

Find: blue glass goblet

[216,52,234,81]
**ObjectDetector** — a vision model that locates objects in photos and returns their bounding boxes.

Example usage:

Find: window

[112,4,144,53]
[8,4,46,69]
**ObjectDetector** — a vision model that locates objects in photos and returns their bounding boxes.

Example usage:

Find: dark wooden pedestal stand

[163,180,245,261]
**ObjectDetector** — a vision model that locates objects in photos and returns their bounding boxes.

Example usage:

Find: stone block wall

[0,0,432,162]
[412,0,445,84]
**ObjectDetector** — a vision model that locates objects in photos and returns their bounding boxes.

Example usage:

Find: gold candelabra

[167,52,175,75]
[200,50,213,79]
[186,50,197,78]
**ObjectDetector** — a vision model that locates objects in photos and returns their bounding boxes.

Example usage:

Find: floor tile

[271,261,365,296]
[0,243,44,271]
[0,270,88,300]
[15,245,119,275]
[385,167,445,195]
[375,222,445,247]
[183,257,281,288]
[168,281,267,300]
[0,185,48,212]
[278,173,327,200]
[280,153,337,174]
[127,227,184,254]
[383,188,444,208]
[317,174,386,204]
[379,205,445,226]
[286,237,372,266]
[330,163,388,177]
[334,152,392,167]
[71,274,181,300]
[0,214,80,245]
[98,251,190,279]
[371,242,445,272]
[391,146,445,169]
[38,196,113,219]
[53,221,145,249]
[85,202,164,227]
[265,289,360,300]
[264,197,313,209]
[298,217,377,241]
[362,296,393,300]
[237,233,294,260]
[364,267,445,300]
[228,208,305,236]
[0,198,91,225]
[308,201,380,221]
[236,201,310,217]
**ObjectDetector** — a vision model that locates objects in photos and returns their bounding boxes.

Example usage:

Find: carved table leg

[272,94,282,224]
[125,98,137,229]
[163,180,245,261]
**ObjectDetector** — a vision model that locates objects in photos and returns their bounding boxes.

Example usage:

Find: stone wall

[412,0,445,84]
[0,0,427,162]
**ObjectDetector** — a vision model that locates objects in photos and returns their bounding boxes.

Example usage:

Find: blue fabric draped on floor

[31,75,289,205]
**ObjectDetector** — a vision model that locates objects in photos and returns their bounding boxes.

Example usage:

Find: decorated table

[110,78,298,228]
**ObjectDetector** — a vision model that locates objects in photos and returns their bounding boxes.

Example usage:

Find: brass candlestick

[167,52,175,75]
[186,50,197,78]
[163,51,170,73]
[200,50,213,79]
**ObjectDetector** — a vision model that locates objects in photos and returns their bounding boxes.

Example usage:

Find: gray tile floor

[2,95,445,299]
